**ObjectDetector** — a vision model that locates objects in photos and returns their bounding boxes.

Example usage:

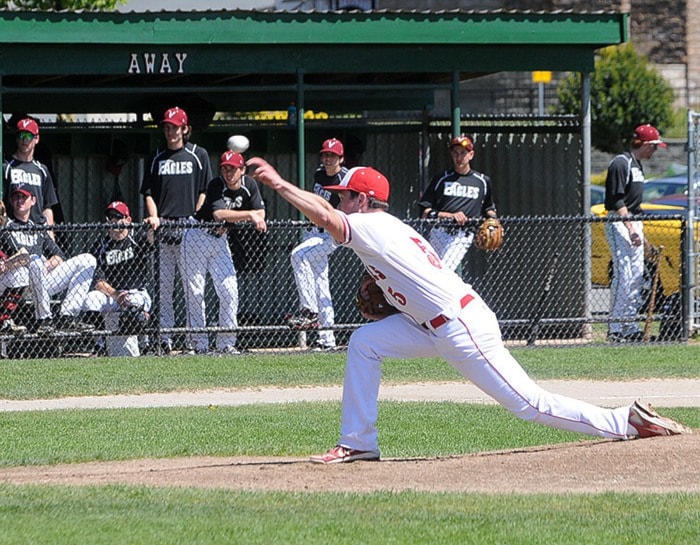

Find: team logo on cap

[16,118,39,136]
[320,138,344,156]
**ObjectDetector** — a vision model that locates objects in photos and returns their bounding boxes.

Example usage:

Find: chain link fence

[0,213,690,359]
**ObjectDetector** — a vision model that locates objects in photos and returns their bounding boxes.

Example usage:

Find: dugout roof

[0,8,627,121]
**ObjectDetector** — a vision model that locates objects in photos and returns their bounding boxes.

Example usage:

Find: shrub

[556,44,674,154]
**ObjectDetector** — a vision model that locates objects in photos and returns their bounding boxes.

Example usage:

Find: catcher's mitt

[355,274,399,320]
[474,217,504,251]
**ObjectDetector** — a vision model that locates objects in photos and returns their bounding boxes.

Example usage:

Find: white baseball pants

[290,228,337,346]
[83,288,152,357]
[338,293,631,452]
[28,253,96,320]
[605,219,645,336]
[181,228,238,352]
[429,227,474,272]
[0,265,28,292]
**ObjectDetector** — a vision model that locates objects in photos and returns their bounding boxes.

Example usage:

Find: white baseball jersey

[335,210,470,326]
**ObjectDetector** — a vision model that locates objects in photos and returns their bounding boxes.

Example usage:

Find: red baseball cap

[449,134,474,151]
[11,185,33,198]
[633,124,666,147]
[325,166,390,202]
[220,151,245,168]
[320,138,344,156]
[16,118,39,136]
[161,107,188,127]
[106,201,130,217]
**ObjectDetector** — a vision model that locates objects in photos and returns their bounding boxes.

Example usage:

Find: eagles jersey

[312,165,348,209]
[418,169,496,220]
[604,152,645,214]
[90,232,153,291]
[0,218,64,259]
[140,142,212,218]
[3,158,59,225]
[196,175,265,222]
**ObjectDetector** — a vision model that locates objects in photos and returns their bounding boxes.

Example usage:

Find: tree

[556,44,674,154]
[0,0,124,10]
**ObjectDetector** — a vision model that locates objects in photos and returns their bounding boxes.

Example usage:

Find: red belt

[423,294,474,330]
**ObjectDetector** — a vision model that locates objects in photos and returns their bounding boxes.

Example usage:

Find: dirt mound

[2,433,697,494]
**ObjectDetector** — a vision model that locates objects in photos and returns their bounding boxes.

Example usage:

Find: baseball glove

[119,306,150,335]
[474,218,504,251]
[355,274,399,320]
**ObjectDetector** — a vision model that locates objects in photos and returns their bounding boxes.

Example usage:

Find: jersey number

[365,265,407,307]
[411,237,442,269]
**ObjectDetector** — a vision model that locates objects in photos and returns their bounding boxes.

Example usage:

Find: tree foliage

[556,44,674,154]
[0,0,124,10]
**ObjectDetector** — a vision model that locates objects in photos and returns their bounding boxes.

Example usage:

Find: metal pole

[451,69,461,137]
[538,82,544,116]
[686,110,697,337]
[0,75,3,202]
[581,72,593,339]
[296,69,305,196]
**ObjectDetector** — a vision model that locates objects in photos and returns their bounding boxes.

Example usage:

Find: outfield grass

[0,486,698,545]
[0,344,698,399]
[0,346,698,544]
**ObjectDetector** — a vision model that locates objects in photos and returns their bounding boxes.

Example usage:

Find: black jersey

[140,142,212,218]
[0,218,65,259]
[196,175,265,222]
[3,158,59,225]
[311,165,348,209]
[90,232,152,291]
[418,169,497,220]
[604,152,645,214]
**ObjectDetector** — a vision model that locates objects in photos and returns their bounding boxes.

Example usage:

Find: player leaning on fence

[418,134,498,271]
[248,157,691,465]
[180,150,267,355]
[140,106,212,354]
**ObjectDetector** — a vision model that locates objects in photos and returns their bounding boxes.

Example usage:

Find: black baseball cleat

[607,331,656,343]
[285,308,320,330]
[33,318,55,335]
[0,318,27,335]
[57,316,95,332]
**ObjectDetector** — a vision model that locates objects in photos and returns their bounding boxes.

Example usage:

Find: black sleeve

[42,233,66,260]
[417,174,440,214]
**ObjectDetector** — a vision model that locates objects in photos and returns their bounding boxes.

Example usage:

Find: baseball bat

[526,252,559,346]
[643,245,664,342]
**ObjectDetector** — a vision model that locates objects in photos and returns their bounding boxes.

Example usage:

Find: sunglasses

[106,212,126,221]
[16,132,36,142]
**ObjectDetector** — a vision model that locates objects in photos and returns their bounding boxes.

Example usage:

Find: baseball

[227,134,250,153]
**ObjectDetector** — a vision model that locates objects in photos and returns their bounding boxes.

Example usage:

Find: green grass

[0,486,698,545]
[1,402,698,467]
[0,345,698,400]
[0,346,698,544]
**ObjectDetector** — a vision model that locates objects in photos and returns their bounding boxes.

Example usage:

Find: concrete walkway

[1,379,699,412]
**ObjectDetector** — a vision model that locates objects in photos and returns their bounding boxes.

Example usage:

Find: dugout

[0,8,628,344]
